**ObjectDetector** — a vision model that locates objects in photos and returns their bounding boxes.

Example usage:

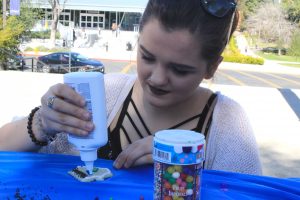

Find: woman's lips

[148,85,169,96]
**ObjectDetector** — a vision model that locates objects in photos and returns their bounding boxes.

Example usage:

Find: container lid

[64,71,103,79]
[153,130,205,165]
[154,130,205,146]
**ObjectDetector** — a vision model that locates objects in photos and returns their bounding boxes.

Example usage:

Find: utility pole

[2,0,7,27]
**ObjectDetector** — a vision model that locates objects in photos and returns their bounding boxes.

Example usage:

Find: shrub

[24,46,34,51]
[29,30,60,39]
[34,46,49,52]
[223,53,264,65]
[49,47,70,52]
[24,46,70,52]
[222,37,265,65]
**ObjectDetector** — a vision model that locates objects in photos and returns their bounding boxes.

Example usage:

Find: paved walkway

[1,31,300,178]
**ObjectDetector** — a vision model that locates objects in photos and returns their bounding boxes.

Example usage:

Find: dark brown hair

[139,0,239,66]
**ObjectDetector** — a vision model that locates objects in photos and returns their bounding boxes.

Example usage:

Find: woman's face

[137,19,211,108]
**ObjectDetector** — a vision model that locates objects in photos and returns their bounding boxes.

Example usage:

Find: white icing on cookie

[68,166,113,182]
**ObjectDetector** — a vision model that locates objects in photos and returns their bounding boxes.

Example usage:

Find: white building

[30,0,148,31]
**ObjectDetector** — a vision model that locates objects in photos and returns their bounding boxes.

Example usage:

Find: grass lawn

[279,63,300,68]
[255,51,300,62]
[254,51,300,68]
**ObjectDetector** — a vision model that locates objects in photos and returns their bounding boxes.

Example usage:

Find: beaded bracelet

[27,106,48,146]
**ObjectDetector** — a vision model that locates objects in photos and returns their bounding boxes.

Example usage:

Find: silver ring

[47,96,56,109]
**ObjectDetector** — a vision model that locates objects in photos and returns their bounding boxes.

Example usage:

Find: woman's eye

[172,67,189,76]
[142,55,155,62]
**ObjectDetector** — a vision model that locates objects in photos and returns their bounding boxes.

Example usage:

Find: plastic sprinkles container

[153,130,205,200]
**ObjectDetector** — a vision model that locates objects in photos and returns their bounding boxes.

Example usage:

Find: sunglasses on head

[201,0,237,18]
[200,0,237,45]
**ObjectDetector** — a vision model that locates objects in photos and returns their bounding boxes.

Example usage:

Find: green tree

[48,0,67,48]
[0,1,41,70]
[282,0,300,25]
[239,0,271,30]
[0,17,25,69]
[246,2,295,54]
[239,0,270,19]
[288,31,300,60]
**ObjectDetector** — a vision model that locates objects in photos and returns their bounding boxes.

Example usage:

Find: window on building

[80,13,105,29]
[59,12,71,26]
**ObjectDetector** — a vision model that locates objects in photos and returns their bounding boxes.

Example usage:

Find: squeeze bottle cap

[84,161,94,175]
[80,150,97,175]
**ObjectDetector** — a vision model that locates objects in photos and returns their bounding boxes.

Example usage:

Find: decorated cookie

[68,166,113,182]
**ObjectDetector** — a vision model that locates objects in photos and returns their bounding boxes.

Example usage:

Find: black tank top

[98,87,217,160]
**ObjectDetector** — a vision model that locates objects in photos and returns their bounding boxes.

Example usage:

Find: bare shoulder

[195,86,215,102]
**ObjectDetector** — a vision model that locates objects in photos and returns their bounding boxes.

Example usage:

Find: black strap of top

[113,87,152,142]
[124,112,144,139]
[204,111,214,136]
[113,87,134,133]
[169,114,201,129]
[104,88,217,160]
[130,98,152,136]
[100,87,134,159]
[166,93,217,130]
[121,92,218,138]
[195,93,217,137]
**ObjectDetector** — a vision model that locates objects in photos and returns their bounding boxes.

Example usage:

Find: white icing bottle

[64,72,107,175]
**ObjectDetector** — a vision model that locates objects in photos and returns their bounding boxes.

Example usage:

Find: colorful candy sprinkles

[153,130,205,200]
[154,162,202,200]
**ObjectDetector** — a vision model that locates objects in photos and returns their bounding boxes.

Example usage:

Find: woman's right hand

[39,83,94,138]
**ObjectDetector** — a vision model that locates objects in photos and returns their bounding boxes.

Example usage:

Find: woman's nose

[149,65,168,86]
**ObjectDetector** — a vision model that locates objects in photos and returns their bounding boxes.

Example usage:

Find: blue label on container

[153,141,205,165]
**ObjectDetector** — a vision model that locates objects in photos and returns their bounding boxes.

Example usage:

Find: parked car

[262,47,287,55]
[37,52,105,74]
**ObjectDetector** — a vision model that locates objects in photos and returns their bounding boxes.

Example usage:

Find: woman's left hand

[113,136,154,169]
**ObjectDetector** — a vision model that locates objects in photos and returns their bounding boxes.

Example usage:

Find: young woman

[0,0,262,175]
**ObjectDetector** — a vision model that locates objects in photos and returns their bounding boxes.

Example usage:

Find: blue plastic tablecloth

[0,151,299,200]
